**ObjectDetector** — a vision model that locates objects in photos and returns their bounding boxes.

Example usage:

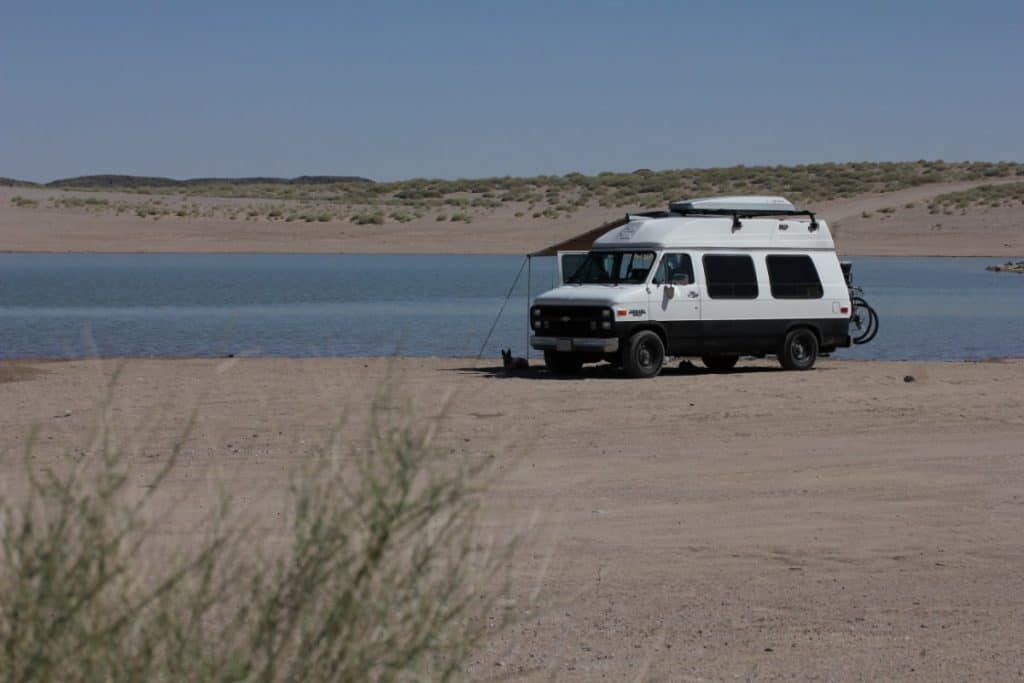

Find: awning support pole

[476,255,528,360]
[526,256,531,359]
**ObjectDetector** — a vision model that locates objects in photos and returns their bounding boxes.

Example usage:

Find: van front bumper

[530,336,619,353]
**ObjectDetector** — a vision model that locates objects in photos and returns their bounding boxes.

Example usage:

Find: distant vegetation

[7,161,1024,225]
[928,181,1024,213]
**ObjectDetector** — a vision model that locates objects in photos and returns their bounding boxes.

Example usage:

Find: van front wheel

[778,328,818,371]
[622,331,665,378]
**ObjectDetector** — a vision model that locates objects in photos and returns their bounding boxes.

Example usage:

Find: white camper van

[530,196,853,378]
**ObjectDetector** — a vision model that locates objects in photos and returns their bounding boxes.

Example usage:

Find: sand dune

[2,179,1022,256]
[2,356,1023,679]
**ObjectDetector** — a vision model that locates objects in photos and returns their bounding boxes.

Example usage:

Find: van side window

[702,255,758,298]
[767,255,823,299]
[651,253,694,285]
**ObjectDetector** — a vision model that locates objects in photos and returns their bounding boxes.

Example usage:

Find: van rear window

[702,255,758,299]
[767,255,824,299]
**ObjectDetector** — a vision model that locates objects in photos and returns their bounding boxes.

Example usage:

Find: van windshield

[566,251,656,285]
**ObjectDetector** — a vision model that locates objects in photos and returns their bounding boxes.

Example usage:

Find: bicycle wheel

[859,303,879,344]
[850,297,878,344]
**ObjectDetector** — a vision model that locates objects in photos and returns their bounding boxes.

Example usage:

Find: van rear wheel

[778,328,818,370]
[544,350,583,375]
[702,354,739,371]
[622,330,665,379]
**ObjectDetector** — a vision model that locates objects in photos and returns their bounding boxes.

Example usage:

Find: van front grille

[532,305,613,337]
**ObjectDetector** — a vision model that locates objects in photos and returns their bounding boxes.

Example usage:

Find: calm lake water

[0,254,1021,361]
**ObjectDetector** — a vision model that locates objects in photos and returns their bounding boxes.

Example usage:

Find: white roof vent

[669,196,796,213]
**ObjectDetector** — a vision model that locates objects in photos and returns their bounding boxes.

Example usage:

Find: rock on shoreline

[985,261,1024,273]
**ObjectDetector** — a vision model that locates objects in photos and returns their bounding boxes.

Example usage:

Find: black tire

[778,328,818,371]
[621,330,665,379]
[702,354,739,371]
[543,350,583,375]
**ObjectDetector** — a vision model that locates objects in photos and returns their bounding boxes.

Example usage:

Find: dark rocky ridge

[0,177,40,187]
[44,174,374,188]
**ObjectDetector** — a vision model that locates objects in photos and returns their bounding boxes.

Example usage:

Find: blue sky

[2,1,1022,182]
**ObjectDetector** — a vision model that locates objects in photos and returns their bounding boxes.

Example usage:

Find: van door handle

[687,291,699,298]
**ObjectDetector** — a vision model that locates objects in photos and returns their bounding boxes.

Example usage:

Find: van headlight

[601,322,611,330]
[602,309,612,319]
[532,319,541,329]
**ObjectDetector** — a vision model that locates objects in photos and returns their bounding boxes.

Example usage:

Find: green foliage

[10,196,39,208]
[0,382,508,682]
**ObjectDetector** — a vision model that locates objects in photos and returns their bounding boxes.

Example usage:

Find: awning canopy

[527,216,628,257]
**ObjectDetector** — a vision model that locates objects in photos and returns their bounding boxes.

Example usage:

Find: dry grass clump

[10,196,39,208]
[52,197,110,209]
[0,379,508,682]
[352,211,385,225]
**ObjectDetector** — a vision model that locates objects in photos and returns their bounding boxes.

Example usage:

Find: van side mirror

[664,285,675,299]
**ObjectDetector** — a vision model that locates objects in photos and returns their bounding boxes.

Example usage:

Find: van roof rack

[658,196,819,230]
[670,196,796,212]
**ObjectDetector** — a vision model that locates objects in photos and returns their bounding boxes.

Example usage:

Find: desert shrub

[0,383,508,682]
[53,197,110,209]
[10,196,39,208]
[352,211,385,225]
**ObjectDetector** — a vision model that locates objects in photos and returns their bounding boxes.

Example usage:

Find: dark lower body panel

[614,318,850,356]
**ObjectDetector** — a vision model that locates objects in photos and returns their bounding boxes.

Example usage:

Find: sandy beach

[3,356,1023,679]
[3,179,1023,256]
